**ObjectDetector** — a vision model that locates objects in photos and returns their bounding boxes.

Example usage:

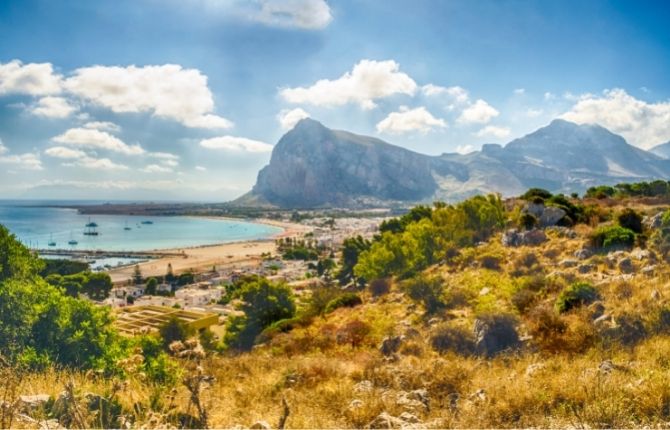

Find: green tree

[336,235,371,285]
[225,278,296,350]
[132,264,143,285]
[82,272,113,300]
[159,316,193,349]
[145,277,158,295]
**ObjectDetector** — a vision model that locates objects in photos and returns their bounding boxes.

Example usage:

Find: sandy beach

[108,218,309,284]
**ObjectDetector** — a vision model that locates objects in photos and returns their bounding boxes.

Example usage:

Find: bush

[336,320,371,347]
[369,278,391,296]
[324,293,363,313]
[401,275,446,314]
[511,288,537,314]
[521,188,552,201]
[590,225,636,249]
[479,253,502,270]
[617,208,643,233]
[159,316,193,349]
[224,278,296,350]
[519,213,538,230]
[430,323,475,355]
[555,281,599,313]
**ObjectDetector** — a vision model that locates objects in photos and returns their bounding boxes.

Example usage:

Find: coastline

[106,216,310,284]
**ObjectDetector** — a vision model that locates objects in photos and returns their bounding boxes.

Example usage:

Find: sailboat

[48,234,56,247]
[68,230,78,246]
[84,217,99,236]
[124,220,132,231]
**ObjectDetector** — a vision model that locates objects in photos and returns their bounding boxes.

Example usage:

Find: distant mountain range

[236,118,670,208]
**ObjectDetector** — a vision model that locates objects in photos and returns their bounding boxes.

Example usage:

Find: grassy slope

[11,200,670,429]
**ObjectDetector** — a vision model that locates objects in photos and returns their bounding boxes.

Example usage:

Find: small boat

[124,221,132,231]
[68,231,78,246]
[48,234,56,247]
[84,218,100,236]
[141,220,154,225]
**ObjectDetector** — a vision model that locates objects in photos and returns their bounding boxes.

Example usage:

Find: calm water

[0,202,282,252]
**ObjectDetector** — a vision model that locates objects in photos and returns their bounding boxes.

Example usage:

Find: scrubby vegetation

[7,182,670,428]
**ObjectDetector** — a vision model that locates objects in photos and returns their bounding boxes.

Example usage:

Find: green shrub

[519,213,538,230]
[521,188,552,201]
[430,323,475,355]
[369,278,391,296]
[590,225,636,249]
[324,293,362,314]
[555,281,599,313]
[617,208,643,233]
[401,275,445,314]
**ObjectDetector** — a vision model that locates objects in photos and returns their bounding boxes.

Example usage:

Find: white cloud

[376,106,446,134]
[53,128,145,155]
[64,64,233,129]
[514,88,526,95]
[474,125,511,139]
[141,164,172,173]
[544,92,555,101]
[0,139,6,155]
[280,59,417,109]
[30,96,77,118]
[560,88,670,149]
[44,146,87,159]
[0,152,42,170]
[526,108,543,118]
[200,136,273,153]
[83,121,121,133]
[455,144,475,154]
[277,108,310,130]
[252,0,332,29]
[195,166,207,172]
[421,84,470,109]
[70,156,128,171]
[457,99,499,124]
[0,60,62,96]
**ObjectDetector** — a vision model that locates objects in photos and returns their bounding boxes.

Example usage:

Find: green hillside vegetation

[6,182,670,428]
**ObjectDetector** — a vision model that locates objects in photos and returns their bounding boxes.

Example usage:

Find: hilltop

[5,182,670,428]
[239,118,670,208]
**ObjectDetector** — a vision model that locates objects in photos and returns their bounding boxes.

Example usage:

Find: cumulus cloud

[0,139,7,155]
[251,0,332,29]
[514,88,526,95]
[560,88,670,149]
[195,166,207,172]
[376,106,446,134]
[83,121,121,133]
[63,64,233,129]
[526,108,543,118]
[200,136,273,153]
[30,96,77,118]
[44,146,88,159]
[280,59,417,109]
[149,152,180,167]
[53,127,145,155]
[457,99,499,124]
[70,156,128,170]
[474,125,511,139]
[0,152,42,170]
[141,164,172,173]
[0,60,62,96]
[277,107,310,130]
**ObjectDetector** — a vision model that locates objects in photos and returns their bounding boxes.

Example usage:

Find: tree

[145,277,158,295]
[82,272,113,300]
[133,264,143,285]
[224,278,295,350]
[166,263,175,283]
[336,236,370,286]
[159,316,193,349]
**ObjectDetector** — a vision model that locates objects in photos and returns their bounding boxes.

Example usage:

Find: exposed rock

[525,363,545,377]
[427,317,441,326]
[577,264,595,274]
[398,412,421,424]
[380,336,404,356]
[368,412,404,429]
[348,399,364,410]
[589,301,606,319]
[642,265,657,276]
[618,257,635,274]
[468,388,487,402]
[396,389,430,411]
[473,315,520,357]
[574,248,592,260]
[593,313,613,327]
[18,394,50,413]
[631,248,651,260]
[479,287,491,296]
[502,229,546,247]
[524,202,545,218]
[353,380,374,394]
[250,420,272,429]
[644,212,664,229]
[651,289,662,301]
[539,206,567,227]
[559,259,578,268]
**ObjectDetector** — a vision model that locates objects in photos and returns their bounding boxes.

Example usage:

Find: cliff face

[239,118,670,208]
[252,119,456,207]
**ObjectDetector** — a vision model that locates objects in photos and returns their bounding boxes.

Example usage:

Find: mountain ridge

[237,118,670,208]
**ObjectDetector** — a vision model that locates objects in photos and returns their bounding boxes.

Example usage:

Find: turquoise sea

[0,201,282,252]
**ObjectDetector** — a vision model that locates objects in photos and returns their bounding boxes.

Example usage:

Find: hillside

[239,119,670,208]
[7,183,670,428]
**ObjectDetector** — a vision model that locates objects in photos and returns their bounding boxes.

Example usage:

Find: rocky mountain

[236,118,670,208]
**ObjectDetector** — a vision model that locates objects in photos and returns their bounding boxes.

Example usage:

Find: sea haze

[0,201,282,252]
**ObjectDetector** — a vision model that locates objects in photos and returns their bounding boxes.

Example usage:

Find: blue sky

[1,0,669,200]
